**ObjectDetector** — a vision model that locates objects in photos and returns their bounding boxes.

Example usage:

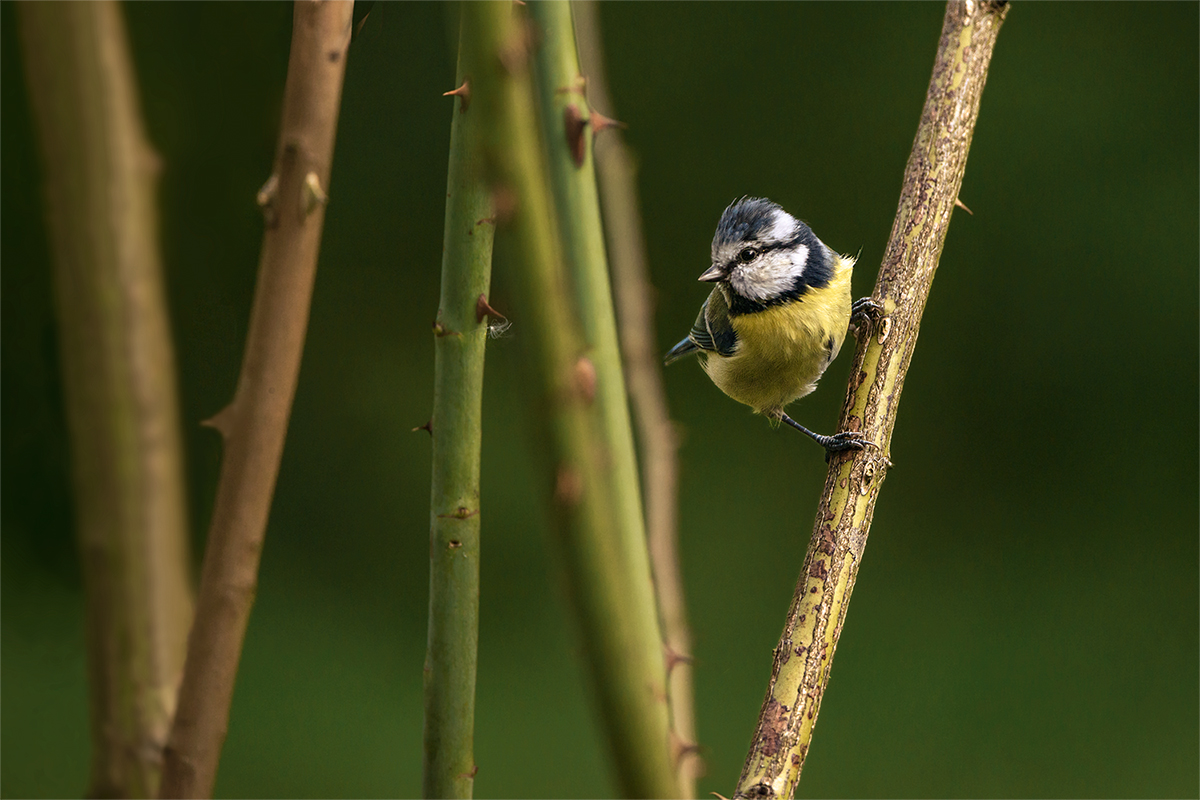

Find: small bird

[665,197,879,454]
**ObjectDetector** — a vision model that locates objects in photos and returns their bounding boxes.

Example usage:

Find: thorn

[564,104,588,168]
[256,174,278,207]
[352,0,374,40]
[669,729,704,768]
[498,23,534,75]
[491,185,518,223]
[200,405,236,438]
[459,765,479,780]
[476,294,505,324]
[436,507,479,520]
[303,172,328,216]
[573,356,597,404]
[413,420,433,435]
[142,145,164,179]
[590,110,626,135]
[443,79,470,113]
[664,644,694,674]
[256,173,279,228]
[555,465,584,507]
[954,197,974,215]
[353,13,371,41]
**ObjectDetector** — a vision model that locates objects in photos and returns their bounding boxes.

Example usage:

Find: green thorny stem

[423,15,496,800]
[529,1,697,794]
[460,3,678,797]
[17,3,194,796]
[735,2,1009,798]
[569,1,699,793]
[527,3,644,550]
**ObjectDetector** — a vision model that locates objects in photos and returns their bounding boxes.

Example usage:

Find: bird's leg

[850,297,885,338]
[779,412,876,459]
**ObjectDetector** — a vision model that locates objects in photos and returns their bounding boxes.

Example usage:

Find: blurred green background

[2,2,1196,797]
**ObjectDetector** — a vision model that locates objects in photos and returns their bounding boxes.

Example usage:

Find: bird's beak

[698,264,725,282]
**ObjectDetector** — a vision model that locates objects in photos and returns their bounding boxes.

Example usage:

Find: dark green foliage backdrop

[2,2,1196,797]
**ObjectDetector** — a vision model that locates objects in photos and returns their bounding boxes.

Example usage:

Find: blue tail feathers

[664,337,700,365]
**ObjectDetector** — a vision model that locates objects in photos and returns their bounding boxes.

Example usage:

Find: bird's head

[699,197,833,312]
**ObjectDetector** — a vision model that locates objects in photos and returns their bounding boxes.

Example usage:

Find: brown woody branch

[158,3,353,797]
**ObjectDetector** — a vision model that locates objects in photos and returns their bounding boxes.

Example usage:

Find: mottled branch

[735,3,1010,797]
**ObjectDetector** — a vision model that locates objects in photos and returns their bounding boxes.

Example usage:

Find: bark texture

[735,3,1010,797]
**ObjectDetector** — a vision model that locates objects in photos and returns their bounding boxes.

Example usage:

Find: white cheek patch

[730,243,809,302]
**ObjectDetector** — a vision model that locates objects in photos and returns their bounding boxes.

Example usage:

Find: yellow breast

[702,256,853,416]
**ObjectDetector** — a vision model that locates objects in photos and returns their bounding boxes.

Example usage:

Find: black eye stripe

[727,238,798,267]
[760,233,808,253]
[723,239,835,317]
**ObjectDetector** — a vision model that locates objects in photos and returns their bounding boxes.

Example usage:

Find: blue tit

[665,197,879,454]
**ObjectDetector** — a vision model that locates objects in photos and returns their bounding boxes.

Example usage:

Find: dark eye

[737,247,759,263]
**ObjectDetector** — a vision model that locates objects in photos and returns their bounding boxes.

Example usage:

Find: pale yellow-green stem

[461,3,678,796]
[528,1,645,563]
[568,2,699,794]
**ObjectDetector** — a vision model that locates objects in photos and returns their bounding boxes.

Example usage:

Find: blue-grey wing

[699,289,738,357]
[664,290,738,364]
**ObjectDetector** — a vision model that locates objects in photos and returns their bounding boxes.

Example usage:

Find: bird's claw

[820,431,879,462]
[850,297,885,337]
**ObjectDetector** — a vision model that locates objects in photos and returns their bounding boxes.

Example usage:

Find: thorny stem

[734,2,1010,797]
[422,14,496,799]
[529,3,646,606]
[571,1,699,794]
[158,3,353,797]
[461,3,679,797]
